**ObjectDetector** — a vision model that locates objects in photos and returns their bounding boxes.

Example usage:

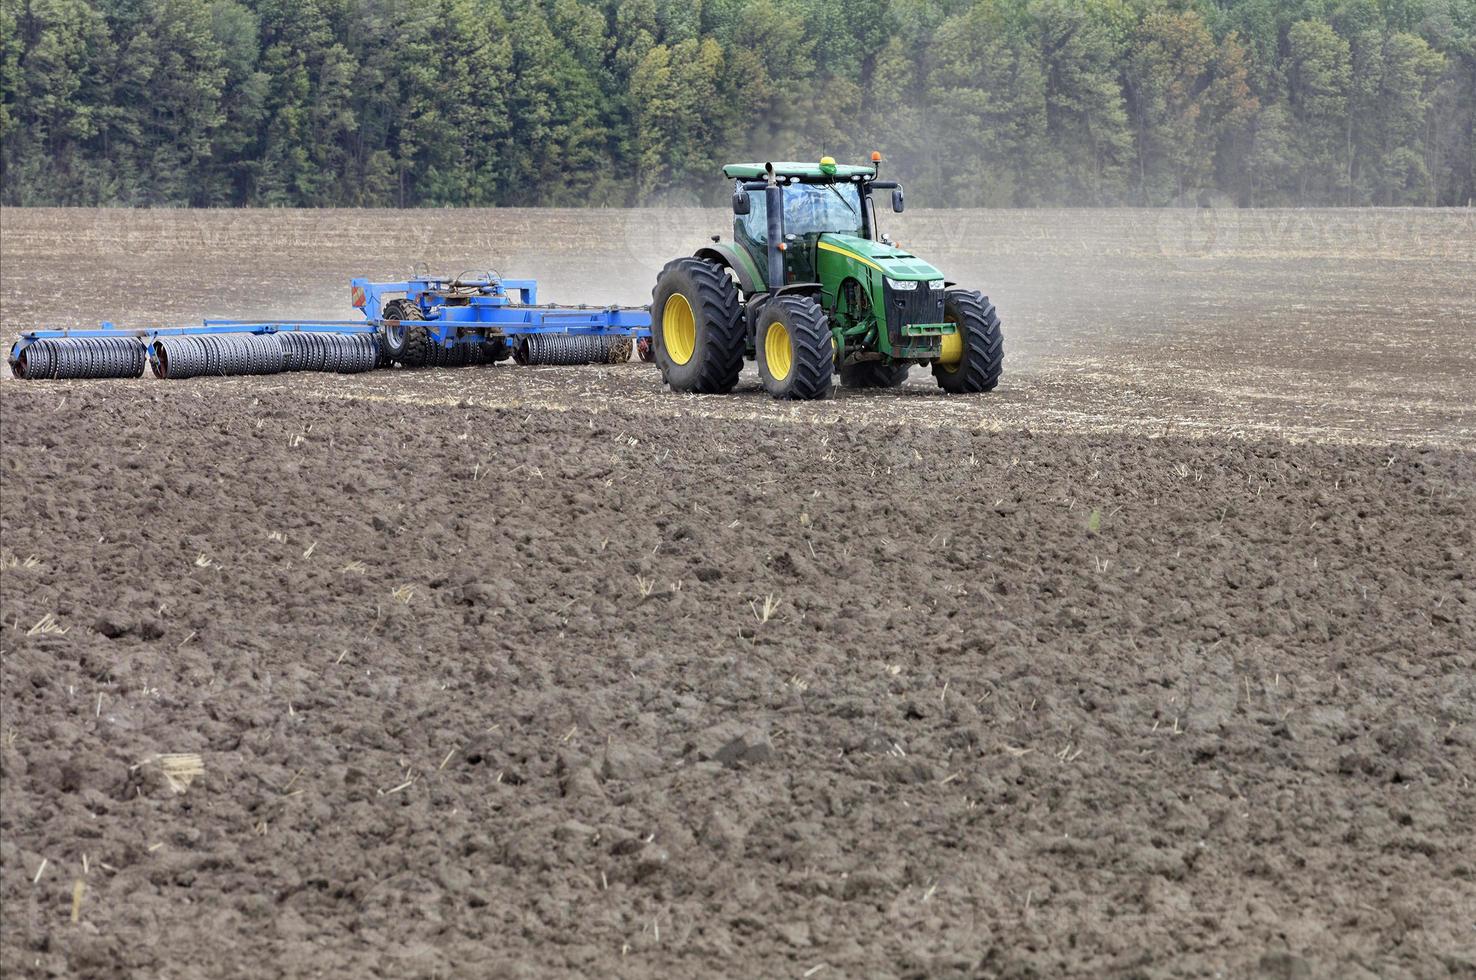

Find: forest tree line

[2,0,1473,208]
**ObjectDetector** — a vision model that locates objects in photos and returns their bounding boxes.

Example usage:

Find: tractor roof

[722,161,877,181]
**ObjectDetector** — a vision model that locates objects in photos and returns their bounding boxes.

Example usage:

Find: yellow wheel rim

[938,313,963,372]
[765,321,793,381]
[663,293,696,366]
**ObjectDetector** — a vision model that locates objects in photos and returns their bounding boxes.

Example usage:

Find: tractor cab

[722,157,903,289]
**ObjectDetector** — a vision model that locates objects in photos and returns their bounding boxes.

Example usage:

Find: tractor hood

[815,234,942,282]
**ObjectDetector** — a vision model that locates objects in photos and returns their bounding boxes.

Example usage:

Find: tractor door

[733,182,857,289]
[785,183,861,285]
[733,187,772,290]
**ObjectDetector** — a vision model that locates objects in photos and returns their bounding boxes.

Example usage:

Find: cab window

[786,182,864,237]
[738,187,769,244]
[739,181,866,243]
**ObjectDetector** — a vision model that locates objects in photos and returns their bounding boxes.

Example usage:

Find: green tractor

[651,155,1003,399]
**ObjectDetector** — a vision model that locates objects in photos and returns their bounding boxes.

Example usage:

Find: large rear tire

[651,258,744,393]
[757,295,833,400]
[932,290,1003,394]
[382,298,431,367]
[840,361,911,389]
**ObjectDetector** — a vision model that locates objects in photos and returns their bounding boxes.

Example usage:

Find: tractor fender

[695,243,763,295]
[744,283,825,322]
[743,284,826,345]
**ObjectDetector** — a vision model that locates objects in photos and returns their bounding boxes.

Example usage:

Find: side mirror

[891,188,905,213]
[732,191,751,216]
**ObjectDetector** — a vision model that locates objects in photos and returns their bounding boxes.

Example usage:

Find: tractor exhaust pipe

[764,162,784,292]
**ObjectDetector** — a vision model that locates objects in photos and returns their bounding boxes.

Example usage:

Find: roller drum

[342,334,379,373]
[516,334,632,367]
[154,336,203,380]
[278,333,307,371]
[11,340,54,379]
[12,337,147,379]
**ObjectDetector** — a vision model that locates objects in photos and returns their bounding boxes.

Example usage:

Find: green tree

[503,0,606,205]
[0,0,20,147]
[389,0,513,206]
[3,0,115,203]
[205,0,267,205]
[1122,9,1219,204]
[1371,32,1445,203]
[1,0,1474,207]
[1205,32,1260,204]
[253,0,357,206]
[927,0,1048,206]
[630,38,725,200]
[1030,0,1134,204]
[1428,3,1475,205]
[1243,100,1296,205]
[1286,19,1352,203]
[130,0,230,205]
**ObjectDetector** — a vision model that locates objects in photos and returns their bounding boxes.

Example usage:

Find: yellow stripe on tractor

[816,240,886,273]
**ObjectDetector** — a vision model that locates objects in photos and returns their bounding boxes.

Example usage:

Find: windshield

[739,182,866,242]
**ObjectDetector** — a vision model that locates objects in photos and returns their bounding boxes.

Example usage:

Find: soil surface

[1,209,1474,978]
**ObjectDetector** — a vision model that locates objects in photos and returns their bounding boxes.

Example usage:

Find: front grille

[884,284,945,353]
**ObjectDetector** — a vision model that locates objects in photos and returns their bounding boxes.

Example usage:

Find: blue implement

[8,274,654,380]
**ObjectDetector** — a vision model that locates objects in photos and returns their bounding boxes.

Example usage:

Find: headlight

[929,279,945,291]
[886,277,918,291]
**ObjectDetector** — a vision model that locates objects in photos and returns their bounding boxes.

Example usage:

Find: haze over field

[3,206,1473,446]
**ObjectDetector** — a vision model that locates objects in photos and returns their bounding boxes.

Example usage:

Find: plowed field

[2,208,1473,978]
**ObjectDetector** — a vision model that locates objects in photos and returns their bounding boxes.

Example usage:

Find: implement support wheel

[381,298,431,367]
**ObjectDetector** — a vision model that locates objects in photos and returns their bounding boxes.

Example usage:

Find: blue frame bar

[349,274,651,342]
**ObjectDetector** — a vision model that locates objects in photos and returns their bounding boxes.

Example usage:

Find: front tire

[932,290,1003,394]
[757,295,833,400]
[651,258,744,393]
